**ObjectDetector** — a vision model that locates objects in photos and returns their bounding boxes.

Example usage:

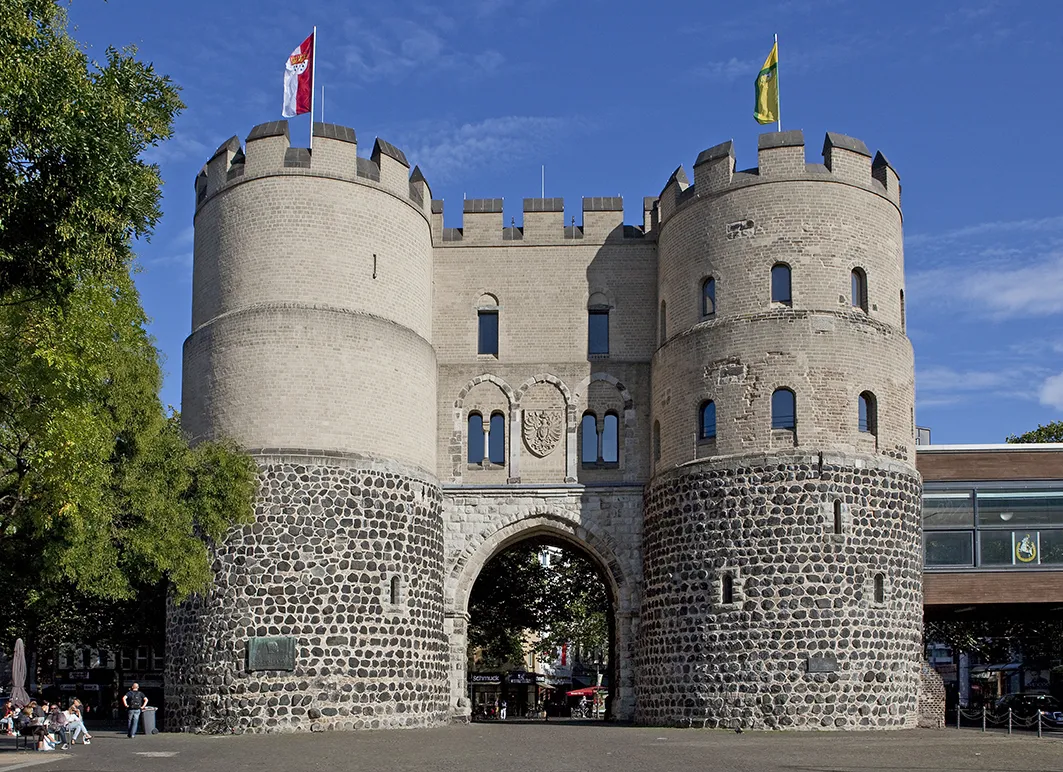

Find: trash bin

[140,706,159,735]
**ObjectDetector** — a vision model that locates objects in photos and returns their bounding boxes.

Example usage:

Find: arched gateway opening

[466,537,615,720]
[444,513,636,723]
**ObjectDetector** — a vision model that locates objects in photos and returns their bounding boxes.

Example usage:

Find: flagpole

[775,33,781,132]
[309,26,317,152]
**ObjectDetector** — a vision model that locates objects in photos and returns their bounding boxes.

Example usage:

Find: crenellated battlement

[657,130,900,227]
[193,120,430,217]
[431,196,652,246]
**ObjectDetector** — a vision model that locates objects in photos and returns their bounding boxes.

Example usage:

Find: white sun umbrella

[10,638,29,707]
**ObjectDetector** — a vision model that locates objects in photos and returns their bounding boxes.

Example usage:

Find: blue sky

[67,0,1063,445]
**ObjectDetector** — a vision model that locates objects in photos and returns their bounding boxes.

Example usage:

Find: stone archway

[443,508,638,723]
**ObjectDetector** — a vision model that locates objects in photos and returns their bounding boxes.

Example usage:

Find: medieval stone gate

[441,489,643,721]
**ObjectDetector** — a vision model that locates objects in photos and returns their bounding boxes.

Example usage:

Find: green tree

[0,0,181,297]
[467,542,609,670]
[0,272,257,660]
[1007,421,1063,444]
[0,2,255,665]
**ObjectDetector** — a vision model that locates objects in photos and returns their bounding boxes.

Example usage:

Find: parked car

[994,693,1063,724]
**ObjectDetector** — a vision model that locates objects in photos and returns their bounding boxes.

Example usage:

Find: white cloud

[143,134,211,165]
[906,215,1063,249]
[1041,373,1063,410]
[403,116,578,182]
[909,253,1063,319]
[342,15,505,83]
[694,57,756,83]
[915,364,1047,408]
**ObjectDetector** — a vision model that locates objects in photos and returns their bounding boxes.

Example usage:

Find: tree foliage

[1007,421,1063,444]
[926,614,1063,667]
[467,542,609,670]
[0,272,258,654]
[0,2,256,659]
[0,0,182,297]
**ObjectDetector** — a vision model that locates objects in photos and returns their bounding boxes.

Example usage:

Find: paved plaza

[3,722,1063,772]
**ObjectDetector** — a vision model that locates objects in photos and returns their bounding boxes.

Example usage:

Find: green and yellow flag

[754,40,779,125]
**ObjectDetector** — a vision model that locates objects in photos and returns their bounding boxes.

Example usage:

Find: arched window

[721,573,734,605]
[873,573,885,604]
[467,413,484,463]
[702,277,716,318]
[851,268,868,312]
[659,300,667,345]
[699,400,717,441]
[859,391,877,435]
[581,413,598,464]
[488,413,506,464]
[771,388,796,430]
[653,421,661,462]
[771,263,791,305]
[833,500,843,535]
[602,413,619,463]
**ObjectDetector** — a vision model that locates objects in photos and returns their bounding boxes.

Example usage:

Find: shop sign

[83,684,100,691]
[506,672,538,685]
[59,684,78,692]
[469,674,502,685]
[68,670,89,681]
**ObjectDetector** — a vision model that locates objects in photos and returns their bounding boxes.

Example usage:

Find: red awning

[566,686,607,697]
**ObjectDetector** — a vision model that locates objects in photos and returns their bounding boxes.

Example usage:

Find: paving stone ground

[3,722,1063,772]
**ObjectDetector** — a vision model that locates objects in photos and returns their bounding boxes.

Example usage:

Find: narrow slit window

[873,574,885,604]
[478,310,498,356]
[581,413,598,464]
[722,573,734,605]
[833,501,843,534]
[467,413,484,464]
[659,300,667,344]
[702,277,716,318]
[771,264,792,305]
[488,413,505,464]
[653,421,661,462]
[771,388,796,430]
[390,576,401,605]
[699,400,716,441]
[900,289,906,332]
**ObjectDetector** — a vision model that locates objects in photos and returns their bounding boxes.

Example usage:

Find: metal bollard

[957,704,961,730]
[982,706,986,732]
[1038,711,1042,738]
[1008,708,1012,735]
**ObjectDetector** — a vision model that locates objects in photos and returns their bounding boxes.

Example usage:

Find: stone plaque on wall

[806,653,838,673]
[246,636,296,672]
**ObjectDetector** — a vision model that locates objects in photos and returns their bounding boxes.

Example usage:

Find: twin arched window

[581,412,619,464]
[467,412,506,465]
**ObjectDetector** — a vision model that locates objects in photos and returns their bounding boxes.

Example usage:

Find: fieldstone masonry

[172,119,932,732]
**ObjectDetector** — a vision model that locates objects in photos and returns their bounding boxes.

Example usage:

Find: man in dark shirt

[122,683,148,738]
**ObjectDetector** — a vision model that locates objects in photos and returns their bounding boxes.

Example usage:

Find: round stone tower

[168,121,448,732]
[637,131,922,729]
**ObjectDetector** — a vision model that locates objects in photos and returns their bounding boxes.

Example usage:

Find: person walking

[499,699,507,721]
[122,683,148,738]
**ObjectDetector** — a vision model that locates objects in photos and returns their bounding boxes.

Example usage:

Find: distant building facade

[168,120,923,732]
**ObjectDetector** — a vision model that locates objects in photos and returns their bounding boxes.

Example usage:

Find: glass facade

[923,485,1063,569]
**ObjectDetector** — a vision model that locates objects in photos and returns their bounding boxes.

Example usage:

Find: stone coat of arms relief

[523,410,563,457]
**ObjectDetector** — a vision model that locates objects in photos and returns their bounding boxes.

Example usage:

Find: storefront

[468,672,503,719]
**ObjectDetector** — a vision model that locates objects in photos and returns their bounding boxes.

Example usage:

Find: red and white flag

[282,32,314,118]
